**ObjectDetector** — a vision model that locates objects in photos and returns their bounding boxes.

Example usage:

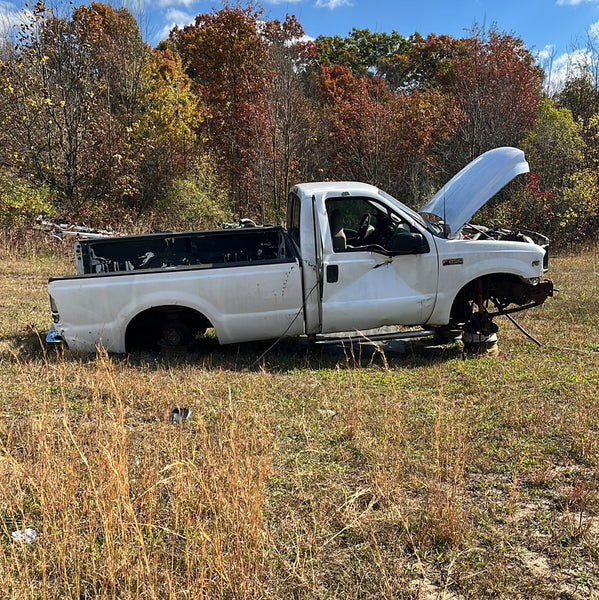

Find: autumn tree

[260,15,316,218]
[0,2,200,225]
[72,2,146,117]
[0,4,589,240]
[170,5,274,219]
[0,1,105,212]
[313,30,460,203]
[68,1,149,216]
[317,65,391,183]
[130,47,203,217]
[315,64,457,203]
[64,3,201,219]
[315,26,542,193]
[436,27,543,170]
[383,89,459,203]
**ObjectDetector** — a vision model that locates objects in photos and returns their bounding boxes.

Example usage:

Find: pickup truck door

[319,196,439,333]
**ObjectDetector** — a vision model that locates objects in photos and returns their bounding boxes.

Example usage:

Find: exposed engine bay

[461,223,550,270]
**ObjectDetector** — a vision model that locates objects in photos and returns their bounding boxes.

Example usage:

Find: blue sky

[3,0,599,90]
[150,0,599,91]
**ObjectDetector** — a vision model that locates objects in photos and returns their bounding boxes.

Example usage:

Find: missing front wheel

[462,313,499,355]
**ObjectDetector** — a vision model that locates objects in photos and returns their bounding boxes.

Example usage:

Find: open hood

[418,147,529,238]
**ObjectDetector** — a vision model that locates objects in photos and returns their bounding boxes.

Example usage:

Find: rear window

[287,192,301,249]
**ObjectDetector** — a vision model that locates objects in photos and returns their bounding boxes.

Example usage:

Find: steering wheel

[356,213,371,243]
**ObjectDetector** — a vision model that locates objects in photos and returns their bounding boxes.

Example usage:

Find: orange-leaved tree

[170,5,274,220]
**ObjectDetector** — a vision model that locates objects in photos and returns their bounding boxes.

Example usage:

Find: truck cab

[287,182,440,336]
[288,147,552,346]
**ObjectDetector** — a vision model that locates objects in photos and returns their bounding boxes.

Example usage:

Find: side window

[325,197,397,252]
[287,193,301,249]
[326,197,423,253]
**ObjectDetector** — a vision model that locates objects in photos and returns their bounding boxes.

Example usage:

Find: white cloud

[538,45,592,93]
[564,47,594,74]
[152,7,195,42]
[155,0,197,8]
[263,0,304,4]
[590,20,599,38]
[155,21,178,42]
[164,7,193,23]
[557,0,599,5]
[0,2,28,28]
[0,2,33,41]
[537,44,556,63]
[315,0,353,8]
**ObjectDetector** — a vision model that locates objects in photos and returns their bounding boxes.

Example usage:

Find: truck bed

[74,226,293,275]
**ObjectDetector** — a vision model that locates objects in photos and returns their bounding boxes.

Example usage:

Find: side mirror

[389,232,429,254]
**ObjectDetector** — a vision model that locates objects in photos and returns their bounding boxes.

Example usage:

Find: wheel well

[125,306,213,352]
[450,273,523,323]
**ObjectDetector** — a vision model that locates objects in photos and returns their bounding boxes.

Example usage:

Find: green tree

[155,154,232,230]
[494,98,598,246]
[0,172,52,231]
[558,73,599,123]
[556,32,599,122]
[523,98,585,191]
[316,28,415,88]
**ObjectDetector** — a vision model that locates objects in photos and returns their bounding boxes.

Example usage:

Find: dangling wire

[503,312,542,347]
[251,278,320,367]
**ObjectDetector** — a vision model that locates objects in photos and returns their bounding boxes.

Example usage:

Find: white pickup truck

[46,147,553,354]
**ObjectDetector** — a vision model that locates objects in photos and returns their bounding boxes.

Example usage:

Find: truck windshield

[377,190,444,237]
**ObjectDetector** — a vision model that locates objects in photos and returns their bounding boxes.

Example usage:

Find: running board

[311,329,436,346]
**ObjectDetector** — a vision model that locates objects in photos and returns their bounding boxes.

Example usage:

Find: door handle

[326,264,339,283]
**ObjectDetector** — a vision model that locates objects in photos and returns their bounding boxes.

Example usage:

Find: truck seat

[329,210,346,250]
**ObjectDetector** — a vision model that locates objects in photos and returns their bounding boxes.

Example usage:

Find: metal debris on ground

[317,409,337,418]
[35,216,115,240]
[171,407,191,425]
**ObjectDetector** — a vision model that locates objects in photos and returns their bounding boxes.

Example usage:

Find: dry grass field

[0,238,598,599]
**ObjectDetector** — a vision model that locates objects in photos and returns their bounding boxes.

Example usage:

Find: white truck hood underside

[418,147,530,238]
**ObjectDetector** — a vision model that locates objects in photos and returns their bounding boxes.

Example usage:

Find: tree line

[1,1,598,246]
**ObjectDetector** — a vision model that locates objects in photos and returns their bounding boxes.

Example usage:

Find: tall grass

[0,242,598,598]
[0,352,272,599]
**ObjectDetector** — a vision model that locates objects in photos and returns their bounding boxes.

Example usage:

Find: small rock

[11,528,38,545]
[317,408,337,418]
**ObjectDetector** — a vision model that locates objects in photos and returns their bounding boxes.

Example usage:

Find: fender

[427,239,548,325]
